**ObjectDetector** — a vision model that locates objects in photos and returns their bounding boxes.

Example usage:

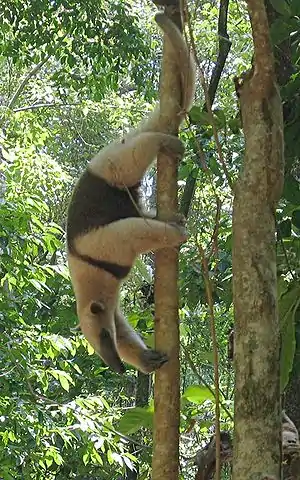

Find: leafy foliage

[0,0,300,478]
[0,0,154,99]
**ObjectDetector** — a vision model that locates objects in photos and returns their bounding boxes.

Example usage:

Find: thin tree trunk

[264,4,300,477]
[152,4,182,480]
[232,0,284,478]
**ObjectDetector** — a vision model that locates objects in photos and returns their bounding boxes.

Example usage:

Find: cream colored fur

[89,133,184,187]
[68,13,196,373]
[74,217,187,263]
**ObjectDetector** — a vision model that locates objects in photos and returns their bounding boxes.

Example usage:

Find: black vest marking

[67,169,140,248]
[77,253,131,279]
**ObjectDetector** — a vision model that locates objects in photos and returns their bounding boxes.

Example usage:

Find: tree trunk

[152,4,182,480]
[264,3,300,478]
[232,1,284,479]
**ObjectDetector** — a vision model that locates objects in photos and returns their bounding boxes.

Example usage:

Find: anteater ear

[90,301,105,315]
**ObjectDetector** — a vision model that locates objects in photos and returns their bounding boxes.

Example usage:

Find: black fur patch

[67,169,140,249]
[77,253,131,279]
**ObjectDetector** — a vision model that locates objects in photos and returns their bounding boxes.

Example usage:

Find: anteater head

[79,300,125,374]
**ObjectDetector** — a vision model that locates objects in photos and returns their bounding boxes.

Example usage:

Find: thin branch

[180,0,231,217]
[198,245,221,480]
[7,59,50,111]
[207,197,222,262]
[186,5,233,190]
[26,378,61,407]
[13,102,81,113]
[7,32,69,112]
[0,365,17,377]
[207,0,232,104]
[182,345,233,421]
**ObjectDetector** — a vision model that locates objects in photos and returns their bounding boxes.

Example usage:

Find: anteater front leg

[74,217,187,267]
[115,309,168,373]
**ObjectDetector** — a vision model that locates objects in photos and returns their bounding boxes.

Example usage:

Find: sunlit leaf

[182,385,215,404]
[279,283,300,391]
[117,407,153,434]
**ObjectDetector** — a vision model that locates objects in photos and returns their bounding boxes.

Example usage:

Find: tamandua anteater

[67,13,196,374]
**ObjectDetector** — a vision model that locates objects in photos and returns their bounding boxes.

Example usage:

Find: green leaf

[270,19,292,43]
[282,175,300,205]
[111,452,123,466]
[82,452,90,466]
[290,0,300,14]
[53,450,63,466]
[59,375,69,391]
[228,117,241,134]
[269,0,291,16]
[1,472,14,480]
[91,448,103,465]
[209,157,222,177]
[197,351,214,363]
[279,283,300,392]
[214,109,226,129]
[73,363,82,374]
[45,457,53,468]
[106,449,113,465]
[292,209,300,229]
[133,257,152,282]
[49,369,74,391]
[189,106,211,126]
[7,431,16,442]
[117,407,153,434]
[182,385,215,404]
[277,219,292,238]
[123,454,136,470]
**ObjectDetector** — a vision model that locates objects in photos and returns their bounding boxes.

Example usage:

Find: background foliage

[0,0,299,479]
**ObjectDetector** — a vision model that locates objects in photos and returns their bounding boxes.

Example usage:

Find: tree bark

[264,3,300,478]
[152,4,182,480]
[232,0,284,479]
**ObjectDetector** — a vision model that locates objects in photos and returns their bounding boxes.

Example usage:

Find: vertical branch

[198,245,221,480]
[152,4,182,480]
[232,0,284,478]
[180,0,231,217]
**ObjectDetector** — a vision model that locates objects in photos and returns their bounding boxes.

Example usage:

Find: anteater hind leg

[88,132,184,187]
[74,217,187,266]
[115,309,168,373]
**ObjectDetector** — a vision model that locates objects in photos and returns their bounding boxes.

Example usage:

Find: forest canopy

[0,0,300,479]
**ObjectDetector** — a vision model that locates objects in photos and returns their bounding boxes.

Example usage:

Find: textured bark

[193,414,300,479]
[264,4,300,478]
[152,5,182,480]
[232,1,284,479]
